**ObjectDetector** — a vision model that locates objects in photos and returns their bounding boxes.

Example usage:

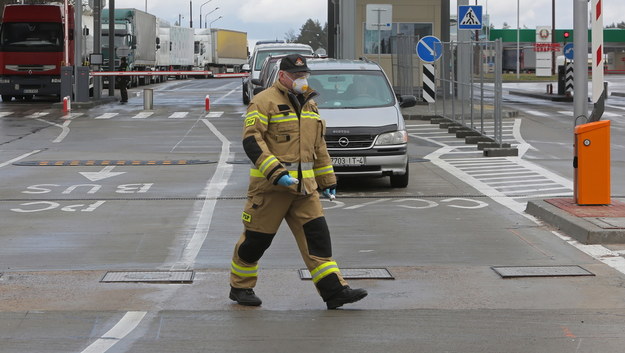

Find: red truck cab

[0,4,74,102]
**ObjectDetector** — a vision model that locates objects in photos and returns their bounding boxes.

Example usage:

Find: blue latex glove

[322,186,337,200]
[277,174,299,186]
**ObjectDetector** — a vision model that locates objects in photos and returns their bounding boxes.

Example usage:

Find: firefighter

[118,57,129,103]
[229,54,367,309]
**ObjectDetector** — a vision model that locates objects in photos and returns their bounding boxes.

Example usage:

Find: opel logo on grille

[338,137,349,147]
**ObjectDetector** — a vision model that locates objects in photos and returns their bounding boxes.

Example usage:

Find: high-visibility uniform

[230,79,349,302]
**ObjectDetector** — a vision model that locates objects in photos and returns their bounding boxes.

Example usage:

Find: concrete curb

[509,90,573,102]
[526,200,625,244]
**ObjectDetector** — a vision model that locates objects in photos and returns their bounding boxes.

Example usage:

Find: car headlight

[375,130,408,145]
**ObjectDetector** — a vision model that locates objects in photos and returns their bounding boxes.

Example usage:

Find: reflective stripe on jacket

[242,79,336,195]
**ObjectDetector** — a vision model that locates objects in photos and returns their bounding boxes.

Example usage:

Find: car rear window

[254,49,312,70]
[308,71,395,109]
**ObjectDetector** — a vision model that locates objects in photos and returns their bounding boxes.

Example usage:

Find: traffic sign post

[458,5,482,30]
[366,4,392,64]
[563,43,574,60]
[416,36,443,63]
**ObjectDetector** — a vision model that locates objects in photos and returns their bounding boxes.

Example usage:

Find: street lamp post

[199,0,213,28]
[516,0,520,79]
[204,8,219,28]
[209,16,222,30]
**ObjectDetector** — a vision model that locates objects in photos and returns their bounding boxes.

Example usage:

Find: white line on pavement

[95,113,119,119]
[132,112,154,119]
[0,150,40,168]
[80,311,147,353]
[169,112,189,119]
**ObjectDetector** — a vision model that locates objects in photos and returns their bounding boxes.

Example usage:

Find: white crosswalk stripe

[27,112,49,118]
[132,112,154,119]
[0,111,12,118]
[169,112,189,119]
[206,111,224,118]
[94,113,119,119]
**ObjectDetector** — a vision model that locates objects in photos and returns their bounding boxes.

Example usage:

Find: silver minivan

[241,43,313,104]
[266,58,417,187]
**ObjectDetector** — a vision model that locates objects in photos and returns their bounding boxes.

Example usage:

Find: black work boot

[229,287,262,306]
[326,286,368,309]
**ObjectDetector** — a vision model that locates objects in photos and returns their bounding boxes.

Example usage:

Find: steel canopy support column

[573,0,588,121]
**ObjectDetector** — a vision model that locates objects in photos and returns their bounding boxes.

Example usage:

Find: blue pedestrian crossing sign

[563,43,574,60]
[416,36,443,63]
[458,5,482,30]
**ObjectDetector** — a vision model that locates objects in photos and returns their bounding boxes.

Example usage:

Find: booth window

[363,22,433,54]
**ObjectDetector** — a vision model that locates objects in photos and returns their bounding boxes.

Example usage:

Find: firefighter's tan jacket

[242,79,336,195]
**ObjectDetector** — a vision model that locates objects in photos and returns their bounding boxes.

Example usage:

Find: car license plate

[23,89,38,94]
[331,156,365,166]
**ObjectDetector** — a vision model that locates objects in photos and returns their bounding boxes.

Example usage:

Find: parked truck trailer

[156,19,194,82]
[101,8,157,87]
[194,28,247,74]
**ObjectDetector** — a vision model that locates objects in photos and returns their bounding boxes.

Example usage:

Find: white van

[241,43,313,104]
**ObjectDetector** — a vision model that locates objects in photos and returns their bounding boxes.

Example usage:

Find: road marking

[132,112,154,119]
[35,118,71,143]
[169,112,188,119]
[0,111,12,118]
[28,112,49,118]
[95,113,119,119]
[526,110,549,117]
[0,150,40,168]
[80,311,147,353]
[62,112,83,120]
[345,198,391,210]
[206,111,224,118]
[172,118,232,269]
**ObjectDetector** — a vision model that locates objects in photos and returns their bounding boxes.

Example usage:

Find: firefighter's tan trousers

[230,190,348,300]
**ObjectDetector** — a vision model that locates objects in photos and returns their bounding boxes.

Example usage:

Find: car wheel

[390,163,409,188]
[242,83,250,105]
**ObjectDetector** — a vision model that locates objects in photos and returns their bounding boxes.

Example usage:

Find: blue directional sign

[416,36,443,63]
[563,43,574,60]
[458,5,483,30]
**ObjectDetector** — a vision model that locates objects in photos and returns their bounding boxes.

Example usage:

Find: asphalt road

[1,77,625,353]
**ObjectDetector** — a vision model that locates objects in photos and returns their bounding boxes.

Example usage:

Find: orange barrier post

[62,96,71,113]
[574,120,611,205]
[205,94,210,112]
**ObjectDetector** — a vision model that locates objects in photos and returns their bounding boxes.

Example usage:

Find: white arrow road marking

[79,166,126,182]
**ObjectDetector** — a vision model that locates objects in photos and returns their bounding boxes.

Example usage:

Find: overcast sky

[109,0,625,45]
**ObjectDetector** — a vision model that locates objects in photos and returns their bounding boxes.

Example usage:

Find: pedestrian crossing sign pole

[458,5,483,30]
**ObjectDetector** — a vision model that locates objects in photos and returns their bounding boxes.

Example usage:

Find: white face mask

[291,76,309,94]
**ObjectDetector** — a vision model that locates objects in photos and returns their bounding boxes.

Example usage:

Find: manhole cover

[491,266,594,278]
[101,271,194,283]
[298,268,394,280]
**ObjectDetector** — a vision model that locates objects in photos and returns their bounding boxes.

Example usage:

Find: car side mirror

[399,95,417,108]
[241,64,250,72]
[253,87,265,95]
[251,78,262,86]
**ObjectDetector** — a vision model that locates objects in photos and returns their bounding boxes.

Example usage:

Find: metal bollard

[143,88,153,110]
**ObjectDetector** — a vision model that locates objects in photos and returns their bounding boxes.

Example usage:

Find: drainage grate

[492,266,594,278]
[101,271,194,283]
[299,268,394,280]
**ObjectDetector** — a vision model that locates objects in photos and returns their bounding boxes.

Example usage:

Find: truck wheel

[390,163,409,188]
[1,95,12,102]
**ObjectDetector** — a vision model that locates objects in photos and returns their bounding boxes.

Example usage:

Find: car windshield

[309,71,395,109]
[0,22,63,52]
[255,49,311,70]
